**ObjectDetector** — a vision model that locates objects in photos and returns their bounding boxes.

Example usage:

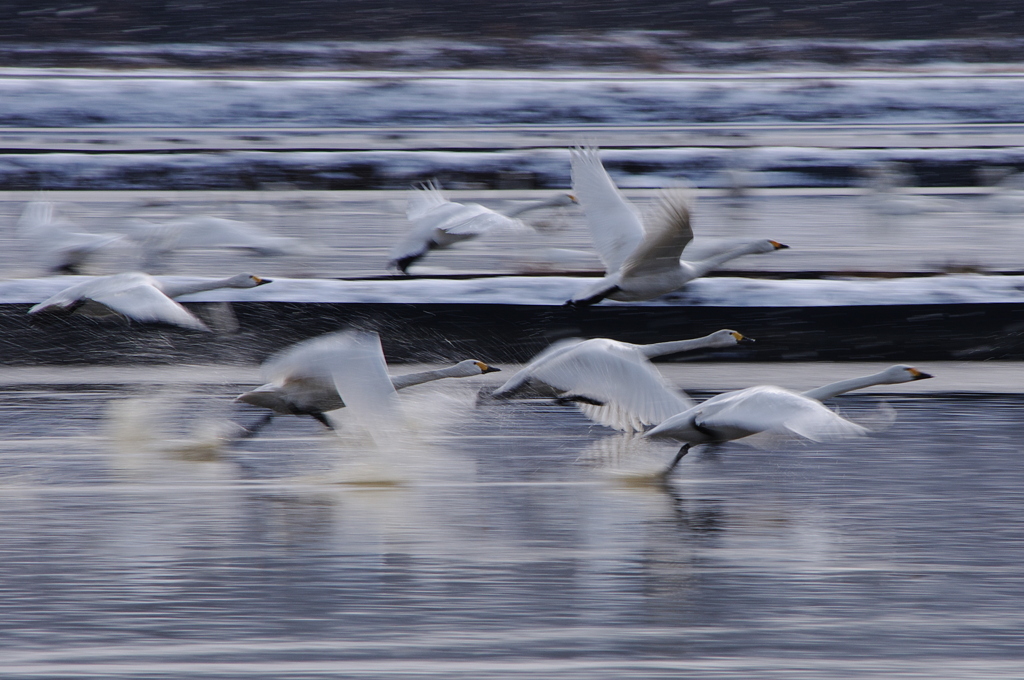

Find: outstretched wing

[570,146,645,273]
[405,180,450,221]
[264,331,400,427]
[620,190,694,278]
[326,331,401,430]
[500,338,693,432]
[697,386,869,444]
[88,283,210,331]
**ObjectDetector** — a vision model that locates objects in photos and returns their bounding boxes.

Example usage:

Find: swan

[387,180,577,274]
[126,215,308,270]
[483,329,752,432]
[645,364,934,474]
[28,272,271,331]
[566,147,788,306]
[17,201,123,274]
[235,330,501,434]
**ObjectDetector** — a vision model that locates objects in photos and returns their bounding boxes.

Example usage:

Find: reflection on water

[0,377,1022,678]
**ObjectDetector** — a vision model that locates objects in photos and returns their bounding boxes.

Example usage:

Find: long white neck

[638,334,730,359]
[687,241,769,278]
[389,365,465,391]
[503,196,562,218]
[160,276,247,298]
[802,371,894,401]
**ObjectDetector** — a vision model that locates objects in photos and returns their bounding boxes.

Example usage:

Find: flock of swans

[230,327,933,477]
[11,145,937,475]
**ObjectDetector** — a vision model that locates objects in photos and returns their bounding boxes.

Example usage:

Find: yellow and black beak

[732,331,755,343]
[252,276,273,286]
[769,240,790,250]
[476,362,501,374]
[908,367,933,380]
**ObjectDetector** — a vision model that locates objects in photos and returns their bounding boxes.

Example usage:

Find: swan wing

[436,204,527,236]
[406,180,450,221]
[697,386,869,443]
[620,191,694,278]
[570,146,645,273]
[71,279,208,330]
[264,331,399,425]
[325,331,401,428]
[513,339,693,432]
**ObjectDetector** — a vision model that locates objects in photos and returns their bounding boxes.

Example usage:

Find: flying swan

[566,146,788,306]
[28,272,271,331]
[482,329,752,432]
[235,329,501,435]
[17,200,124,274]
[388,180,577,274]
[127,215,309,270]
[644,364,934,474]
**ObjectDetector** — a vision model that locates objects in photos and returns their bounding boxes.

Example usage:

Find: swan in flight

[127,215,308,270]
[17,201,124,274]
[566,147,788,306]
[235,330,501,435]
[645,364,934,475]
[387,180,577,274]
[28,272,271,331]
[482,329,752,432]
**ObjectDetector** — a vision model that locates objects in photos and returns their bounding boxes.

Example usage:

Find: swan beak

[732,331,755,343]
[475,361,501,374]
[908,368,933,380]
[568,194,579,203]
[252,276,273,286]
[769,240,790,250]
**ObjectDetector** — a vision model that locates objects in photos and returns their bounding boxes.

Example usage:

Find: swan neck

[389,366,454,390]
[160,276,239,298]
[639,336,716,359]
[689,242,763,276]
[802,373,887,401]
[503,198,555,218]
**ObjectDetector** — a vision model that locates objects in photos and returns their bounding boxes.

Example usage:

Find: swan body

[28,272,271,331]
[127,215,307,269]
[485,330,750,432]
[645,364,933,473]
[17,201,123,274]
[236,330,501,431]
[388,181,577,273]
[567,147,787,306]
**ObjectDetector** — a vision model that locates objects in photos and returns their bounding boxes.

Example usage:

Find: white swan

[483,329,752,432]
[645,364,934,474]
[388,180,577,273]
[127,215,308,270]
[236,330,501,434]
[17,201,123,274]
[28,272,271,331]
[566,147,788,306]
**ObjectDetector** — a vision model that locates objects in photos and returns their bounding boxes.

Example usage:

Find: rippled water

[0,371,1022,678]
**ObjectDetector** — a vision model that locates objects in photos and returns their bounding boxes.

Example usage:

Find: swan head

[881,365,934,383]
[225,274,273,288]
[450,360,502,377]
[707,329,754,346]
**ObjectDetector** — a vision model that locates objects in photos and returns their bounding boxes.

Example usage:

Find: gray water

[0,367,1022,678]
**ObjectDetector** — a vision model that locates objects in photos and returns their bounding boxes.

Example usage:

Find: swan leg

[565,285,620,308]
[662,444,692,476]
[238,412,275,439]
[391,250,427,275]
[309,411,335,429]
